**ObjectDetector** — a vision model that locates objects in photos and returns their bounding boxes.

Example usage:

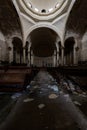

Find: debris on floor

[38,104,45,109]
[60,76,87,97]
[48,85,59,92]
[26,85,31,89]
[48,94,58,99]
[11,93,22,99]
[73,101,81,106]
[23,98,34,103]
[79,94,87,98]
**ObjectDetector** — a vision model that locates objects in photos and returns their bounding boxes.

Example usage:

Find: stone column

[8,46,13,63]
[55,41,59,66]
[23,47,26,64]
[61,47,64,66]
[28,51,31,66]
[53,50,56,67]
[31,50,33,66]
[73,45,76,65]
[56,51,59,66]
[27,43,31,66]
[0,47,1,59]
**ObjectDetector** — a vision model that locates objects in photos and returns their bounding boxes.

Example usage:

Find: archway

[64,37,75,65]
[26,27,61,67]
[12,37,23,64]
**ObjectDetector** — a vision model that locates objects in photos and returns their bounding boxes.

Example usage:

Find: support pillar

[23,47,26,64]
[61,47,64,66]
[31,50,33,66]
[56,52,59,66]
[0,48,1,63]
[53,50,56,67]
[73,45,78,65]
[28,51,31,66]
[8,46,13,63]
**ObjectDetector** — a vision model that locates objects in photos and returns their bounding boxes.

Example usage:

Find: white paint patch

[48,85,59,92]
[38,104,45,109]
[23,98,34,102]
[48,94,58,99]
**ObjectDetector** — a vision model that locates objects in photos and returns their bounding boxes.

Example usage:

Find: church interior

[0,0,87,130]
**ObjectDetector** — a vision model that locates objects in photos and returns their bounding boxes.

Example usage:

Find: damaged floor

[0,70,87,130]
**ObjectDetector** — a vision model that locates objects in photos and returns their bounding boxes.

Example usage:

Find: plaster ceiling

[66,0,87,36]
[0,0,21,36]
[0,0,87,37]
[22,0,65,15]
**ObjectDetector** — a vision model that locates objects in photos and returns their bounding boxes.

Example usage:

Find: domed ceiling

[22,0,66,15]
[0,0,87,37]
[18,0,69,20]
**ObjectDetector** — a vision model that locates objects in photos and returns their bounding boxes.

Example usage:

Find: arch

[12,37,23,64]
[24,23,62,46]
[64,37,77,65]
[25,27,62,67]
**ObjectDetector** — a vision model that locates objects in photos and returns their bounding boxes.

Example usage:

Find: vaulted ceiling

[0,0,21,35]
[66,0,87,35]
[0,0,87,37]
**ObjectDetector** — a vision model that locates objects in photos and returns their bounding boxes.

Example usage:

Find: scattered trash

[73,91,78,95]
[64,94,69,98]
[11,93,22,99]
[38,104,45,109]
[23,98,34,103]
[82,92,87,95]
[26,85,31,89]
[63,94,71,102]
[60,91,63,94]
[68,80,75,91]
[33,85,39,89]
[30,81,36,86]
[74,101,81,106]
[79,94,87,98]
[63,81,68,86]
[48,85,59,92]
[48,94,58,99]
